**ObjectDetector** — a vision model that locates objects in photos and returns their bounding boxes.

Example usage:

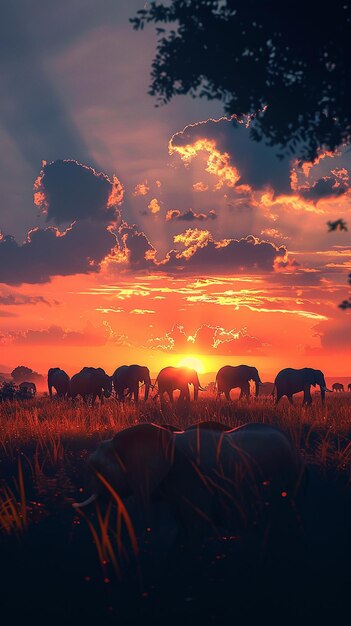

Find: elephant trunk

[320,386,326,405]
[193,386,199,401]
[254,376,262,397]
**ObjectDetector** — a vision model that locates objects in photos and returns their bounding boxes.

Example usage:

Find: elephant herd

[332,382,351,392]
[46,364,342,406]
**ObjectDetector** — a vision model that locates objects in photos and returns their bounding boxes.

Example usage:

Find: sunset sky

[1,0,350,380]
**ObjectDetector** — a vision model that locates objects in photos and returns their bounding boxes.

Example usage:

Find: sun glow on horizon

[176,355,206,374]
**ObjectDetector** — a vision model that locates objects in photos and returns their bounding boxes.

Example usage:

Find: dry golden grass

[0,392,350,471]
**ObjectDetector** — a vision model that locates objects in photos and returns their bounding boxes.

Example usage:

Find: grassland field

[1,392,351,625]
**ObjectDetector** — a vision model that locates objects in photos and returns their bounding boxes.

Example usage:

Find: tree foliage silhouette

[11,366,43,384]
[131,0,351,162]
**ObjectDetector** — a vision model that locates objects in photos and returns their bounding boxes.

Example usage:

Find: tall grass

[0,458,27,536]
[0,393,351,471]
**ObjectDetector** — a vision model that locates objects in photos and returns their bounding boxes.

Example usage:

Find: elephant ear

[111,424,175,508]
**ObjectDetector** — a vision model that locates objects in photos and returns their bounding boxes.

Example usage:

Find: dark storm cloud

[0,160,122,285]
[116,224,157,270]
[0,222,116,285]
[112,225,291,274]
[35,160,121,225]
[166,209,217,222]
[298,174,349,202]
[170,118,351,205]
[164,235,288,273]
[170,118,295,195]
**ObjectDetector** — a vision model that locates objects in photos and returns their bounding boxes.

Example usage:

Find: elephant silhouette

[112,364,152,402]
[274,367,331,405]
[48,367,70,399]
[348,383,351,392]
[332,382,345,392]
[73,422,305,538]
[153,366,205,403]
[216,365,262,400]
[70,367,112,406]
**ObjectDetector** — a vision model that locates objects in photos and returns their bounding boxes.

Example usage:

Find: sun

[176,356,206,374]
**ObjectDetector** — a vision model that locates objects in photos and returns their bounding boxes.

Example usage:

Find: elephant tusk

[321,386,333,392]
[72,494,97,508]
[198,386,206,392]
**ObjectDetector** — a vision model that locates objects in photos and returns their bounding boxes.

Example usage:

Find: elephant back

[227,423,304,494]
[70,370,91,396]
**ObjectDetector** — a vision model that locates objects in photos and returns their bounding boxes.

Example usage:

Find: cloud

[165,232,291,273]
[308,313,351,353]
[34,159,123,225]
[1,321,128,347]
[0,291,51,306]
[114,223,156,269]
[130,308,155,314]
[146,323,266,355]
[0,160,123,285]
[109,225,296,275]
[169,117,351,215]
[147,198,162,214]
[169,117,294,195]
[166,209,217,222]
[133,182,150,196]
[0,222,117,285]
[298,169,349,202]
[260,228,288,240]
[193,182,209,192]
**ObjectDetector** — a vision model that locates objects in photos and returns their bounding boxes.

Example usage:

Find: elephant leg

[303,388,312,406]
[183,386,190,402]
[224,389,231,401]
[239,383,250,399]
[287,395,294,405]
[134,385,139,402]
[49,385,53,399]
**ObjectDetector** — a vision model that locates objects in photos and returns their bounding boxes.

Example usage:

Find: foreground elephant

[274,367,331,405]
[48,368,70,399]
[186,420,232,431]
[112,364,152,402]
[73,422,304,535]
[332,382,344,392]
[216,365,262,400]
[154,366,205,402]
[70,367,112,405]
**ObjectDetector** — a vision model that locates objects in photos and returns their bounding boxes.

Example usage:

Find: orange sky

[0,6,350,381]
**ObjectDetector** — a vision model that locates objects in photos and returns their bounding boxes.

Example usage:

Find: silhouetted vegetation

[11,365,44,386]
[131,0,351,161]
